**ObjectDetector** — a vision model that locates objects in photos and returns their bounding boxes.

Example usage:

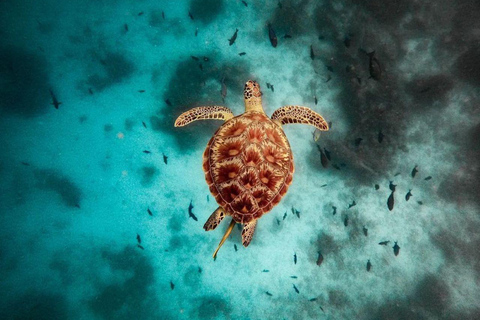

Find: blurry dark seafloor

[0,0,479,319]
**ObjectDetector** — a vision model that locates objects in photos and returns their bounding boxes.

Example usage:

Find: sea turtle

[174,80,328,258]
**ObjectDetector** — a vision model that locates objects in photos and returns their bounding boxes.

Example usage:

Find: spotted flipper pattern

[174,106,234,127]
[242,219,257,247]
[271,106,329,131]
[204,206,227,231]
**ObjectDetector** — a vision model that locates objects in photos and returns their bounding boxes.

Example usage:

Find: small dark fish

[276,218,280,225]
[21,161,30,166]
[344,36,351,48]
[195,28,198,37]
[293,284,299,294]
[294,252,297,264]
[268,23,277,47]
[344,215,349,227]
[310,45,315,60]
[163,154,168,164]
[138,90,145,93]
[283,212,287,220]
[136,234,141,244]
[367,51,382,80]
[234,244,238,252]
[387,192,394,211]
[417,201,423,205]
[124,24,128,32]
[328,121,332,129]
[262,269,269,272]
[283,34,292,39]
[198,267,202,273]
[147,208,153,216]
[291,206,295,215]
[142,121,147,128]
[143,150,151,154]
[378,130,384,143]
[324,148,331,160]
[320,306,325,313]
[393,242,400,256]
[412,165,418,178]
[314,95,318,105]
[424,176,432,181]
[191,55,199,61]
[203,56,209,62]
[394,172,401,177]
[199,64,203,71]
[188,200,197,221]
[354,137,363,146]
[165,99,172,106]
[207,195,209,202]
[295,209,300,219]
[325,74,332,83]
[320,148,328,168]
[239,52,246,56]
[290,276,298,279]
[316,251,324,266]
[162,11,165,19]
[228,28,239,46]
[265,291,273,296]
[389,181,396,192]
[332,206,337,215]
[188,11,194,20]
[170,281,175,290]
[221,77,227,100]
[366,260,372,271]
[309,298,317,302]
[137,244,144,250]
[406,190,412,201]
[332,163,340,170]
[266,82,271,89]
[348,200,356,209]
[242,0,248,7]
[356,76,362,84]
[138,12,144,16]
[270,85,274,92]
[75,204,81,209]
[375,184,380,190]
[88,88,93,94]
[320,184,327,187]
[49,89,62,109]
[363,226,368,237]
[379,241,390,246]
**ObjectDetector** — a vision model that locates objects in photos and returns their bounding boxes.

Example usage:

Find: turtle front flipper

[174,106,234,127]
[242,219,257,247]
[203,206,227,231]
[271,106,329,131]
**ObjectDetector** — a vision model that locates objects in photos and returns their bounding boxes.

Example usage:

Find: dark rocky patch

[33,169,82,208]
[0,47,50,117]
[87,51,135,92]
[269,0,311,37]
[454,45,480,86]
[405,74,454,108]
[351,0,413,25]
[139,165,158,187]
[89,246,166,320]
[195,295,231,319]
[189,0,225,25]
[1,291,70,320]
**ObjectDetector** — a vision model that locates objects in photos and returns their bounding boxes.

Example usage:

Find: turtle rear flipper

[174,106,234,127]
[271,106,329,131]
[242,219,257,247]
[204,206,227,231]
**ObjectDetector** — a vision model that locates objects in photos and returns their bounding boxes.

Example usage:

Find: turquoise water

[1,0,479,319]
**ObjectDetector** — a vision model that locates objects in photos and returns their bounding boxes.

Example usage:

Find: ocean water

[0,0,479,319]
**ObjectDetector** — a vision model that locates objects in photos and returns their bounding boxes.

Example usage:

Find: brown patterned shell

[203,111,294,224]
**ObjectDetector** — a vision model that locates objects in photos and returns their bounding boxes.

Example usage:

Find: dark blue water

[1,0,479,319]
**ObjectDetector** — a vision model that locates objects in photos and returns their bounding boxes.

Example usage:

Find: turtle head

[244,80,264,113]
